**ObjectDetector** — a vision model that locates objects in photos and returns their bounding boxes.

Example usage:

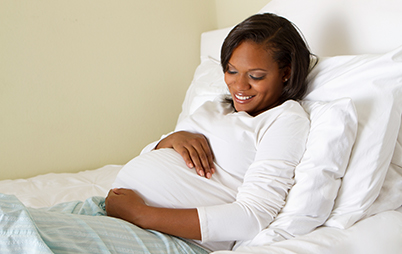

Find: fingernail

[199,171,204,176]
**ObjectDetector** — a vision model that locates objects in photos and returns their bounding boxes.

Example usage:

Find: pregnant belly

[112,148,241,209]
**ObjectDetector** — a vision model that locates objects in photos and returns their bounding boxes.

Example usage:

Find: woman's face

[224,41,290,116]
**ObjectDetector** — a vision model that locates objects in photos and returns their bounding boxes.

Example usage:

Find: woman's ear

[282,66,291,83]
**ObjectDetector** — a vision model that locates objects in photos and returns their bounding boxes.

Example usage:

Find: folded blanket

[0,194,208,254]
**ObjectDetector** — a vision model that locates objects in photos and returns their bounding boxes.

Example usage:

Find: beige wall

[215,0,271,28]
[0,0,269,180]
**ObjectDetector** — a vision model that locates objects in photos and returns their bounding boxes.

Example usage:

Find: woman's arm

[105,188,202,240]
[156,131,215,179]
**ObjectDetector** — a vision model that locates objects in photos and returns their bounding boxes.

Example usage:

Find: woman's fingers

[175,144,206,177]
[175,145,196,169]
[191,140,215,178]
[157,131,215,178]
[200,138,215,176]
[176,139,215,178]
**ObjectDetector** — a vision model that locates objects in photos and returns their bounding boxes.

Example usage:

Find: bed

[1,0,402,253]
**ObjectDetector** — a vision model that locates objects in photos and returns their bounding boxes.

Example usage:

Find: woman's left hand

[105,188,147,226]
[105,188,202,240]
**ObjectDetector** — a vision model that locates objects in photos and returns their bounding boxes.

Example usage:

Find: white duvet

[0,165,401,254]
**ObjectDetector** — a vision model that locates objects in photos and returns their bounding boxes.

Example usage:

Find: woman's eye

[249,74,265,80]
[227,70,237,74]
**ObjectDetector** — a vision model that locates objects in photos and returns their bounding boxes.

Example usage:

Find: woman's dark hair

[221,13,315,103]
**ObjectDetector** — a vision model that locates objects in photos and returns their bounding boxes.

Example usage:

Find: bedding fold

[0,194,208,254]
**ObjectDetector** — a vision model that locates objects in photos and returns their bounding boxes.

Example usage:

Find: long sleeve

[139,132,176,155]
[197,113,310,242]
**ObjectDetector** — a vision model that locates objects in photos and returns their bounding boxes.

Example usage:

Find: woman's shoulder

[258,100,308,120]
[280,100,308,116]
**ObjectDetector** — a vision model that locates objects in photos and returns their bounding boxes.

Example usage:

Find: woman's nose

[234,74,251,91]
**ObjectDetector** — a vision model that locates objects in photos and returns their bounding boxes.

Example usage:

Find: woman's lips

[234,93,254,103]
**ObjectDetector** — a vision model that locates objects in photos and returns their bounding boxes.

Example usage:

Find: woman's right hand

[156,131,215,179]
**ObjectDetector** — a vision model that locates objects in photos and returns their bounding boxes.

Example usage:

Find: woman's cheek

[224,74,234,90]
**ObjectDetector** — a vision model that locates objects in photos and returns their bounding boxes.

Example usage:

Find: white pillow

[258,0,402,57]
[237,98,358,247]
[176,56,228,124]
[365,125,402,217]
[305,45,402,229]
[200,28,231,62]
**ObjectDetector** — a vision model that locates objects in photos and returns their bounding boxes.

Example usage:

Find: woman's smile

[234,93,255,102]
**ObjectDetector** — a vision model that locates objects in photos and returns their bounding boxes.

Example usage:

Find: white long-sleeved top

[114,99,309,251]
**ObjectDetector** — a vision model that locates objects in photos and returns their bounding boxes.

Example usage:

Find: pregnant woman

[106,12,312,252]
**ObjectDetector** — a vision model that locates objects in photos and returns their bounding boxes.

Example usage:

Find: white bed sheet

[0,165,121,209]
[0,166,401,254]
[216,209,402,254]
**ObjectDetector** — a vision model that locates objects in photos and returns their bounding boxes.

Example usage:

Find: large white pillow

[305,46,402,228]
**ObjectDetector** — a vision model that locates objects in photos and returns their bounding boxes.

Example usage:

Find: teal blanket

[0,194,208,254]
